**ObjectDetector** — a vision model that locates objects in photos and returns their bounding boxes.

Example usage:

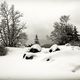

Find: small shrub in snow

[0,46,7,56]
[49,44,60,53]
[46,58,50,61]
[43,56,55,62]
[49,49,53,53]
[29,44,41,53]
[23,53,26,58]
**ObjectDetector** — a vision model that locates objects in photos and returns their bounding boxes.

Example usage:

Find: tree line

[0,1,79,47]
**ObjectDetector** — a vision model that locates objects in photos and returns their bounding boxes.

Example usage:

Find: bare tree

[0,1,27,47]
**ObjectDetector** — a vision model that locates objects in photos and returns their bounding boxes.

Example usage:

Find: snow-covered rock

[65,43,71,46]
[49,44,60,52]
[29,44,41,53]
[23,53,36,60]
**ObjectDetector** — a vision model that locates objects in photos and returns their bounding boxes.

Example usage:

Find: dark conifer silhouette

[49,15,79,45]
[34,35,40,44]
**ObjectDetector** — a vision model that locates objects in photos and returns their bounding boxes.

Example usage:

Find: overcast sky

[0,0,80,45]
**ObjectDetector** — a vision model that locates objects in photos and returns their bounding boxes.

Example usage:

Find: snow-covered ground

[0,46,80,80]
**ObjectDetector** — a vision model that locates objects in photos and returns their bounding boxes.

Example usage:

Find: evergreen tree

[73,26,79,41]
[50,15,79,45]
[34,35,40,44]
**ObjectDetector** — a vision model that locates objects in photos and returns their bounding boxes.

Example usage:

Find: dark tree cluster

[50,15,79,45]
[0,46,7,56]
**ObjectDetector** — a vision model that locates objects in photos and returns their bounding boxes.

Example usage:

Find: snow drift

[0,46,80,80]
[29,44,41,53]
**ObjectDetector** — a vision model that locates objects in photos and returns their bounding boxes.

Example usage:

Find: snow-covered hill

[0,46,80,80]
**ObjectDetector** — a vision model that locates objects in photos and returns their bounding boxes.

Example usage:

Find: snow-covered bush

[23,54,36,60]
[0,46,7,56]
[29,44,41,53]
[49,44,60,53]
[65,43,71,46]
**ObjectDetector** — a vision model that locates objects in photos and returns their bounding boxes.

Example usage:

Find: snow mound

[29,44,41,53]
[41,48,49,53]
[49,44,60,52]
[65,43,71,46]
[23,53,36,60]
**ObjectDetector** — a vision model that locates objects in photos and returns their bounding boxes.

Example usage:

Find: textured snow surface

[0,46,80,80]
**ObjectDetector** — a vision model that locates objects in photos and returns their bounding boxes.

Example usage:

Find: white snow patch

[0,46,80,79]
